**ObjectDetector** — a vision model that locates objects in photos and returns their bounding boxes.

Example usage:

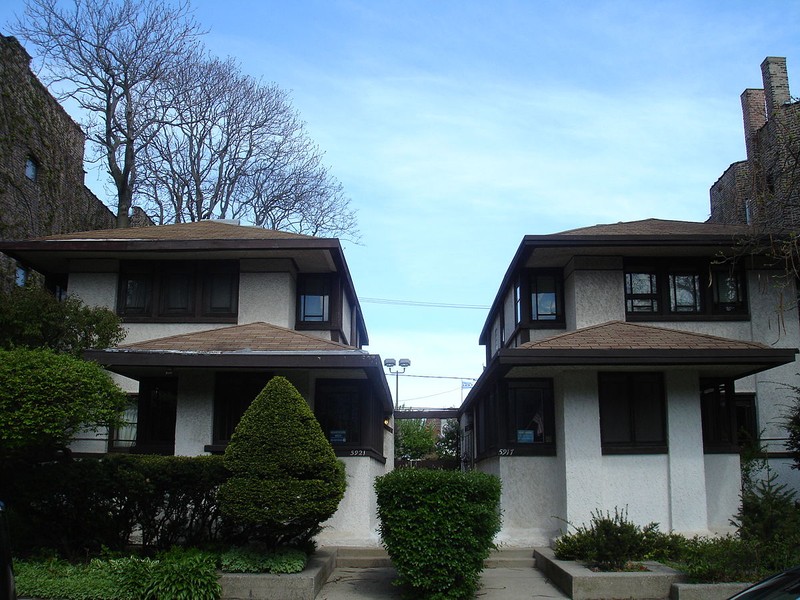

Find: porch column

[558,371,603,530]
[666,371,708,533]
[174,371,214,456]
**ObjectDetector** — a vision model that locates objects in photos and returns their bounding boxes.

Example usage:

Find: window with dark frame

[211,372,273,447]
[700,379,736,452]
[315,379,381,456]
[599,372,666,454]
[298,275,332,323]
[504,380,555,451]
[117,261,238,322]
[530,273,562,321]
[132,378,177,455]
[624,260,747,319]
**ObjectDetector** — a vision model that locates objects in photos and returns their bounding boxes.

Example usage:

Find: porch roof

[83,322,393,412]
[462,321,797,412]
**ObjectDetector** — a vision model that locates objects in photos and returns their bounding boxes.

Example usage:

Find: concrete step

[335,547,393,568]
[484,548,536,569]
[333,547,537,569]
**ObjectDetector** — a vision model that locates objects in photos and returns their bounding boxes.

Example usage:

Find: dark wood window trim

[599,372,667,455]
[296,274,342,332]
[624,259,748,322]
[474,379,557,462]
[117,260,238,323]
[701,379,739,454]
[314,378,384,460]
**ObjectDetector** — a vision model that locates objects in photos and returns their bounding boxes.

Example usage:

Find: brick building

[709,57,800,228]
[0,35,121,288]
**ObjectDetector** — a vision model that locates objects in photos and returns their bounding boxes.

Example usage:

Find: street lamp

[384,358,411,409]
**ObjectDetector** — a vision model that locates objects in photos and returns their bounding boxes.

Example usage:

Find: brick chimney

[740,88,767,164]
[761,57,790,119]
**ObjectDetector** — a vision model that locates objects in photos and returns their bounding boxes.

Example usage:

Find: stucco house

[0,220,393,546]
[459,218,799,547]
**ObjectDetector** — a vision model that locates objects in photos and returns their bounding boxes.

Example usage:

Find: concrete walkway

[317,549,569,599]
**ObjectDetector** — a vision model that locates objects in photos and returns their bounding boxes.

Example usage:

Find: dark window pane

[213,373,272,444]
[300,277,330,322]
[315,381,369,447]
[669,274,702,312]
[206,272,236,313]
[509,387,545,443]
[625,272,659,313]
[713,271,745,313]
[124,276,150,313]
[162,272,193,313]
[532,275,558,320]
[600,373,665,450]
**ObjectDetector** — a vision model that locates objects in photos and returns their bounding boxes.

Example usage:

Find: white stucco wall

[317,457,387,547]
[565,258,625,330]
[68,271,117,310]
[493,456,563,546]
[238,271,295,327]
[704,454,741,534]
[174,371,214,456]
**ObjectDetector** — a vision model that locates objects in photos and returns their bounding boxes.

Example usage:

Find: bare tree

[15,0,204,227]
[138,51,359,239]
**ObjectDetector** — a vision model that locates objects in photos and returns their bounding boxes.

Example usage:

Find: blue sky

[3,1,800,408]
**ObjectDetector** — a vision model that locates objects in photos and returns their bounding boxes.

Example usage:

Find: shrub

[375,468,501,600]
[0,283,124,357]
[0,347,127,456]
[15,558,120,600]
[219,546,307,574]
[553,508,686,571]
[217,376,346,549]
[2,454,229,557]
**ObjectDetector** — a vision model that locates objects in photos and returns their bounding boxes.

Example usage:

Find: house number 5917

[498,449,515,456]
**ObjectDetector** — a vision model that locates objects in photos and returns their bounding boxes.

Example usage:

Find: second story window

[531,272,562,321]
[118,261,238,322]
[624,260,747,320]
[298,275,331,323]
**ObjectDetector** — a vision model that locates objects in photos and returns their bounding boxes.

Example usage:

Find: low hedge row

[1,454,229,556]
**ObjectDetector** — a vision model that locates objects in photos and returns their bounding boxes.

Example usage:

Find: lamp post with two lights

[383,358,410,410]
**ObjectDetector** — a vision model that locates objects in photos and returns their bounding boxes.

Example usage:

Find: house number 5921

[349,449,367,456]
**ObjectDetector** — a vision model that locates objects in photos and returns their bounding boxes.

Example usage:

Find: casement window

[599,372,666,454]
[297,274,333,324]
[700,379,738,453]
[210,372,273,449]
[624,260,747,320]
[504,380,555,453]
[117,261,238,322]
[530,272,563,321]
[511,269,565,330]
[315,379,383,459]
[474,379,556,460]
[110,383,177,455]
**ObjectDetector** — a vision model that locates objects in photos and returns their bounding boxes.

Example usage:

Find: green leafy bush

[2,454,229,556]
[375,468,501,600]
[18,550,220,600]
[0,283,124,357]
[553,508,686,571]
[0,347,127,456]
[220,546,307,574]
[217,376,346,549]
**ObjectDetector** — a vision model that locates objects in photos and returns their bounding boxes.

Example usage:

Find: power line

[362,297,490,310]
[393,374,478,381]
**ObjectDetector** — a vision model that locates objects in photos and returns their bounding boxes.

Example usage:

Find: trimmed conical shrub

[217,376,346,548]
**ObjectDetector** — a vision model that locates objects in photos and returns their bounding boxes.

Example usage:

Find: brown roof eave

[496,347,797,364]
[85,349,394,413]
